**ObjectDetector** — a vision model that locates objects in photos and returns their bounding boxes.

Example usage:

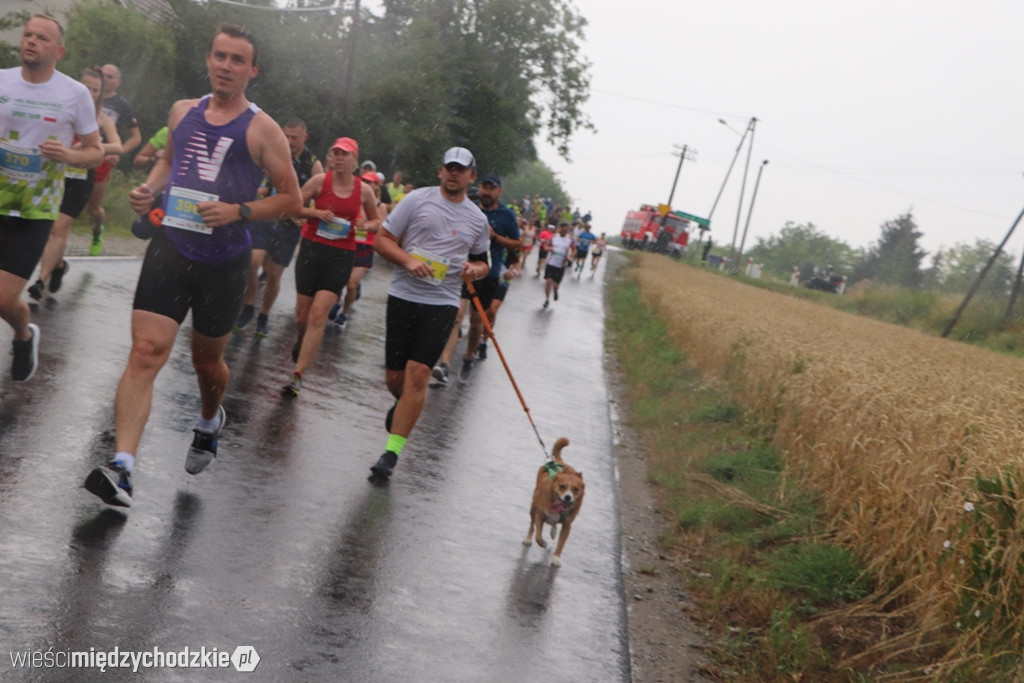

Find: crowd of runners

[0,15,606,507]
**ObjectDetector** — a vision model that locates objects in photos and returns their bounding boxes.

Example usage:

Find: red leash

[465,279,550,460]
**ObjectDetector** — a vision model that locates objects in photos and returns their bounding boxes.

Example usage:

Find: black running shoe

[27,279,44,301]
[235,304,255,330]
[385,401,397,432]
[185,405,226,475]
[281,372,301,398]
[369,450,398,482]
[553,288,559,301]
[476,342,487,360]
[459,357,474,382]
[84,461,133,507]
[48,260,69,293]
[11,323,39,382]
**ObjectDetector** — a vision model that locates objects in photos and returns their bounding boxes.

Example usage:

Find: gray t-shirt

[385,186,490,306]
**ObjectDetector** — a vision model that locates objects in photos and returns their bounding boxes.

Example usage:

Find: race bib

[410,246,449,286]
[65,166,88,180]
[316,216,352,240]
[0,140,44,181]
[162,185,218,235]
[355,227,369,241]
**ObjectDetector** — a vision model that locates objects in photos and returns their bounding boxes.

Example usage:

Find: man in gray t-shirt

[369,146,490,483]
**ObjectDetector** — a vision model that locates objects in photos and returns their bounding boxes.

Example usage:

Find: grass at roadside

[606,258,877,680]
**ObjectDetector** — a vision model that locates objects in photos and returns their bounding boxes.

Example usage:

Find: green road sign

[672,210,710,228]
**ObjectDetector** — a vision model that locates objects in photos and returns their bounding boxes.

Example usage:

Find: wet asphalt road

[0,252,627,681]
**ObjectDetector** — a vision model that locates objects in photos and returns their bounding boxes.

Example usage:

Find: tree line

[0,0,589,200]
[743,212,1019,297]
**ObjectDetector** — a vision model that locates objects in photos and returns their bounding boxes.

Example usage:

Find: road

[0,252,628,681]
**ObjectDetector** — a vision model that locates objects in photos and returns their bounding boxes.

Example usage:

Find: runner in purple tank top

[84,23,302,508]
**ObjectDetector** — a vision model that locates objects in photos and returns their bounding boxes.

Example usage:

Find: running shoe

[291,336,303,363]
[89,226,104,256]
[11,323,39,382]
[431,362,449,385]
[27,279,44,302]
[459,357,474,382]
[369,450,398,482]
[84,461,133,507]
[385,401,397,431]
[281,372,302,398]
[235,304,255,330]
[185,405,226,475]
[328,302,342,321]
[48,259,69,293]
[334,312,347,331]
[254,314,269,338]
[543,299,549,309]
[477,342,487,360]
[553,289,559,301]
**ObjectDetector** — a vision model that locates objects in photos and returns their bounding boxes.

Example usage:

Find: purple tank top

[161,95,263,263]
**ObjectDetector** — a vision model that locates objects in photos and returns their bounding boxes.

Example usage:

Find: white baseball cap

[442,147,475,168]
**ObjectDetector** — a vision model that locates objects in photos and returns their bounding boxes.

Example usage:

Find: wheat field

[630,253,1024,676]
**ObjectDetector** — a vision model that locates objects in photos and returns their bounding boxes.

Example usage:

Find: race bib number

[65,166,88,180]
[410,246,449,286]
[355,227,369,241]
[316,216,352,240]
[162,185,218,235]
[551,249,567,265]
[0,140,44,181]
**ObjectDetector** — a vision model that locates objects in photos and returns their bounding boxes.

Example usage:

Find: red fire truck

[620,205,706,257]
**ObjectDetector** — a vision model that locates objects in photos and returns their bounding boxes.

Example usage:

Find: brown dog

[523,437,584,566]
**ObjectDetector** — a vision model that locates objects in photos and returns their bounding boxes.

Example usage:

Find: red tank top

[301,172,361,250]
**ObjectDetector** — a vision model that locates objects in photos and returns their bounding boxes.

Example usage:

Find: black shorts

[59,172,95,219]
[294,239,355,298]
[133,231,251,337]
[250,220,302,267]
[0,216,52,280]
[544,264,566,284]
[354,243,374,269]
[460,276,500,310]
[494,280,509,302]
[385,295,458,371]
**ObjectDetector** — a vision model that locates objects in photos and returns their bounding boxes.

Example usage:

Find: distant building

[1,0,176,45]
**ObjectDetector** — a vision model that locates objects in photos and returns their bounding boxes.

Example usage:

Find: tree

[63,2,177,143]
[745,222,860,282]
[0,10,30,68]
[936,239,1015,297]
[501,159,570,207]
[853,212,927,288]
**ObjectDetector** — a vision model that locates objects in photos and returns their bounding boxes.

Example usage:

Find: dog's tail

[551,437,570,464]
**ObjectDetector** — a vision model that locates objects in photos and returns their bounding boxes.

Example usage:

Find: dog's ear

[578,471,583,479]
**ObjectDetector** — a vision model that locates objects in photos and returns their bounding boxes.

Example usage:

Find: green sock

[386,433,407,455]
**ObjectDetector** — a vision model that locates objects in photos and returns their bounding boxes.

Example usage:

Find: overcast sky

[535,0,1024,260]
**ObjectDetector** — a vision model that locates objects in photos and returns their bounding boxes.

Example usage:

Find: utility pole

[659,144,695,254]
[728,117,757,269]
[736,159,769,261]
[666,144,696,209]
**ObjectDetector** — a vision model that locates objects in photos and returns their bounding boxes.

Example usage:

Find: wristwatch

[238,203,252,221]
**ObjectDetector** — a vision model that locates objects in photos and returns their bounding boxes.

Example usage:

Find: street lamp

[736,159,769,262]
